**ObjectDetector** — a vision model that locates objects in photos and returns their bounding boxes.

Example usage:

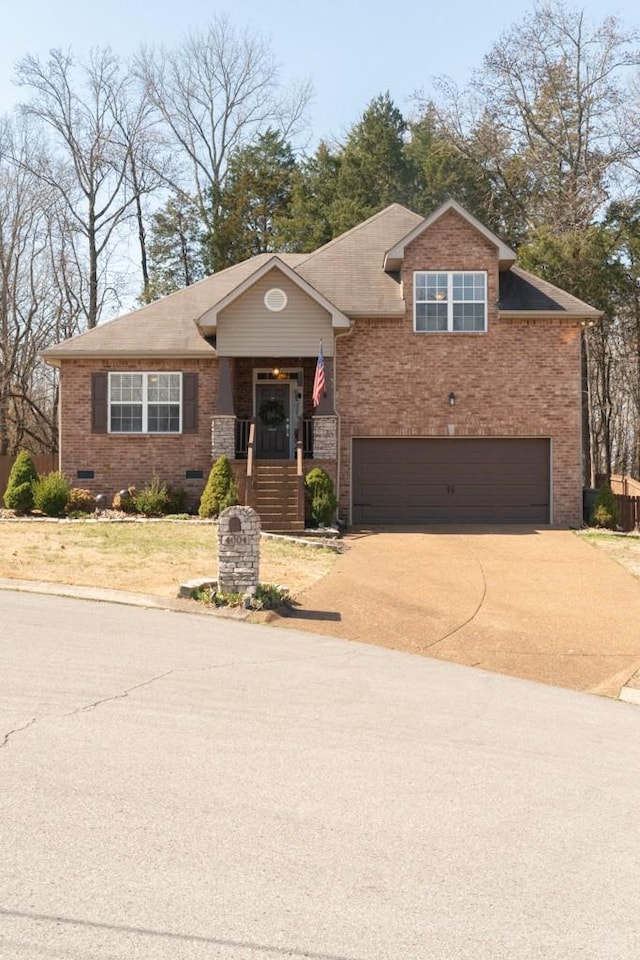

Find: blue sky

[2,0,639,149]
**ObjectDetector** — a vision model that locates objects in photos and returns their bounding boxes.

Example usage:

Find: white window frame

[414,271,488,333]
[108,372,183,434]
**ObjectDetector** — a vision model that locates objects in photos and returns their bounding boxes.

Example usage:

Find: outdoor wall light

[448,391,456,407]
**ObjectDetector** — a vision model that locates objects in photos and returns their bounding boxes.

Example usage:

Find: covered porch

[211,355,338,532]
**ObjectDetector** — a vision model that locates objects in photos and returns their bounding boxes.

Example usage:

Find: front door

[256,383,291,459]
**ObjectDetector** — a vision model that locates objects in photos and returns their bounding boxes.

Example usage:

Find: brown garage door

[352,438,550,524]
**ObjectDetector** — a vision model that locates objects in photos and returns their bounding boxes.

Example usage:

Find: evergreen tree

[406,106,495,221]
[146,194,204,300]
[204,129,297,271]
[336,92,414,223]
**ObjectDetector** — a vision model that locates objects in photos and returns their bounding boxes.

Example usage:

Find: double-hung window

[414,271,487,333]
[109,372,182,434]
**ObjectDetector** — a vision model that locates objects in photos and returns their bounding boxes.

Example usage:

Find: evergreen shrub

[3,450,39,513]
[590,482,619,530]
[199,456,239,518]
[304,467,337,527]
[32,471,71,517]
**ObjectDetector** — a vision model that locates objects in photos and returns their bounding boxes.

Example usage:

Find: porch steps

[252,462,304,533]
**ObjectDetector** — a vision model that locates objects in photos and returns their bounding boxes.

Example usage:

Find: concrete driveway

[2,591,640,960]
[278,527,640,696]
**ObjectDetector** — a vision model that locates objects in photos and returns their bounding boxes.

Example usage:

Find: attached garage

[352,438,551,524]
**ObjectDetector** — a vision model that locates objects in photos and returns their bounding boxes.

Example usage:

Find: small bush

[166,485,187,514]
[112,486,137,513]
[3,450,39,513]
[192,586,245,607]
[199,455,239,518]
[304,467,337,527]
[67,488,96,514]
[590,482,619,529]
[133,475,170,516]
[32,471,71,517]
[192,582,290,610]
[250,583,291,610]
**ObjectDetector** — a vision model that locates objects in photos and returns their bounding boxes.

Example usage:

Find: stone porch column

[312,355,337,459]
[312,415,338,460]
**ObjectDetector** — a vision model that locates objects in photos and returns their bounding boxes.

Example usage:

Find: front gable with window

[414,271,488,333]
[394,205,503,340]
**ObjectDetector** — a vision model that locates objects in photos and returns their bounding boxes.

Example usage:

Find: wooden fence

[614,494,640,532]
[610,474,640,498]
[0,453,57,495]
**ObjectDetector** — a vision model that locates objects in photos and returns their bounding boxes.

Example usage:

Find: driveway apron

[276,527,640,696]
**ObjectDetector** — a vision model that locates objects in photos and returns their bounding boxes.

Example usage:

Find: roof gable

[384,199,517,272]
[198,255,350,329]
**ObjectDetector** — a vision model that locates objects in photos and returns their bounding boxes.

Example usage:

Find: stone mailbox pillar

[217,505,261,595]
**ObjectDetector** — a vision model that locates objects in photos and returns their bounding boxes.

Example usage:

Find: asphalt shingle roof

[42,203,600,360]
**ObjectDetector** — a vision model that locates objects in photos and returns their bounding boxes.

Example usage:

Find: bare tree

[109,72,169,303]
[0,118,83,455]
[428,3,640,238]
[15,47,138,327]
[137,15,311,239]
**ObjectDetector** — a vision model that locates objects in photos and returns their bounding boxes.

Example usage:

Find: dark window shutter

[91,372,108,433]
[182,373,198,433]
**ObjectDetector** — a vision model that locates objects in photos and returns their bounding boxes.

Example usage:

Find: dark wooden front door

[256,383,290,459]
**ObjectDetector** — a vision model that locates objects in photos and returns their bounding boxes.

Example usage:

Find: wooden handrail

[296,426,305,526]
[246,419,256,507]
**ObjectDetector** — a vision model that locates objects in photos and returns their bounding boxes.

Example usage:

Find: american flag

[312,341,326,408]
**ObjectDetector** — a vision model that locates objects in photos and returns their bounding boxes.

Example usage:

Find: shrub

[590,482,619,529]
[66,488,96,514]
[304,467,337,527]
[199,455,239,518]
[166,485,187,514]
[133,475,170,516]
[250,583,291,610]
[192,582,290,610]
[3,450,39,513]
[112,486,137,512]
[32,471,71,517]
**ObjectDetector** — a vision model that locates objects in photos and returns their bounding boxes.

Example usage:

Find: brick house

[42,199,600,529]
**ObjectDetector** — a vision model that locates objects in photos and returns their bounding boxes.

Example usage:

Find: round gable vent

[264,287,288,312]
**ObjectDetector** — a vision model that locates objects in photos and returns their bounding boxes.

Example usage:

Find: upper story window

[414,271,487,333]
[109,372,182,433]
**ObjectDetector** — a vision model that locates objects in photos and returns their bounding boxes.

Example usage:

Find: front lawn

[579,529,640,579]
[0,520,338,599]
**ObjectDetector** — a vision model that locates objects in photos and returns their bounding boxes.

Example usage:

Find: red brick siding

[334,211,583,526]
[59,358,218,508]
[56,210,584,526]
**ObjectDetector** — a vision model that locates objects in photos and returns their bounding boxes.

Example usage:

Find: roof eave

[346,307,407,318]
[40,348,216,362]
[499,309,602,321]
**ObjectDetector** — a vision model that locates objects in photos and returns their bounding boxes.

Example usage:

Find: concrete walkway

[276,527,640,697]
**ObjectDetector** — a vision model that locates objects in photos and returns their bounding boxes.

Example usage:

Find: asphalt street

[1,590,639,959]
